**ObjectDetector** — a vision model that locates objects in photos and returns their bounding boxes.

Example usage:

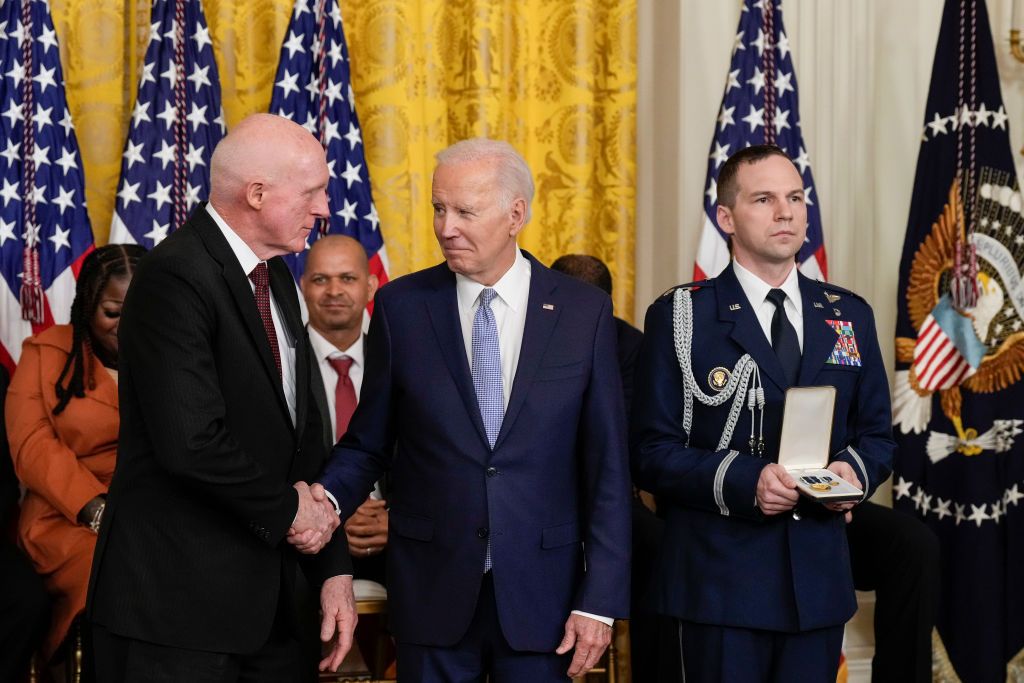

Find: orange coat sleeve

[6,339,106,523]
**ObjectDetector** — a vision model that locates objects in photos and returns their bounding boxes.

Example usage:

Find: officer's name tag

[778,386,863,503]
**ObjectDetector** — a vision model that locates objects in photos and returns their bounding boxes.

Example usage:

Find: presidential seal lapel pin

[708,367,731,391]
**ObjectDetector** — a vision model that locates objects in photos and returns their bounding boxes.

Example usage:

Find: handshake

[288,481,339,554]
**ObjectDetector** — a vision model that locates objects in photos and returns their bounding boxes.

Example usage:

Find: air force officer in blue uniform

[631,145,895,682]
[307,139,631,682]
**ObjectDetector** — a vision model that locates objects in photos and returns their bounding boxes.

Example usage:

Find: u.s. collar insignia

[812,301,824,309]
[825,292,841,303]
[729,303,742,311]
[708,366,731,391]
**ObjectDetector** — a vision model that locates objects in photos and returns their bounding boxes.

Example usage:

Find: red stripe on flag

[918,345,957,389]
[70,244,93,278]
[367,252,388,315]
[813,244,828,281]
[0,339,14,376]
[932,356,968,390]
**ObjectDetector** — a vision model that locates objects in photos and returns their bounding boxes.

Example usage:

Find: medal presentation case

[778,386,863,503]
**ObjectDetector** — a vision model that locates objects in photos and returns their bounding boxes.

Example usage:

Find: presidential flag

[109,0,225,247]
[0,0,94,372]
[694,0,826,281]
[892,1,1024,679]
[268,0,389,287]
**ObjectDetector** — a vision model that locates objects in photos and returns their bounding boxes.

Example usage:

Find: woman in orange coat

[6,244,145,659]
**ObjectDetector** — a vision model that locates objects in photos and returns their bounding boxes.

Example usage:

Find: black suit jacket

[614,316,643,411]
[87,205,350,654]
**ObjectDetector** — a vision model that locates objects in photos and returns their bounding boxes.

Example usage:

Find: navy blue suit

[319,253,630,660]
[631,263,894,680]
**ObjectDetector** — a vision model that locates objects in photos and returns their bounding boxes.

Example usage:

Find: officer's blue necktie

[471,288,503,572]
[766,288,801,385]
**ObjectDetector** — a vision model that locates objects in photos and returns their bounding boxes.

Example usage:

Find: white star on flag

[268,0,390,290]
[0,0,95,369]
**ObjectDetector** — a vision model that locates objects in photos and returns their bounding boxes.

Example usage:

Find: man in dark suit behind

[301,235,386,581]
[298,138,631,682]
[549,254,642,408]
[548,253,678,683]
[87,114,356,682]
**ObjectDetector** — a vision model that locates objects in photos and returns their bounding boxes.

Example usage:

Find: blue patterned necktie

[472,287,503,573]
[472,288,504,447]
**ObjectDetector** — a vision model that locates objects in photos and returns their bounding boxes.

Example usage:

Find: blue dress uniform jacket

[318,252,631,651]
[631,263,895,633]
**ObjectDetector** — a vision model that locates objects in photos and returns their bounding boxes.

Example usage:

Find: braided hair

[53,244,146,415]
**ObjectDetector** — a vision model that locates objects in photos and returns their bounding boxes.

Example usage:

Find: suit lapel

[308,346,334,449]
[424,267,491,450]
[193,206,290,420]
[269,257,308,441]
[493,254,559,451]
[716,264,789,391]
[797,274,840,386]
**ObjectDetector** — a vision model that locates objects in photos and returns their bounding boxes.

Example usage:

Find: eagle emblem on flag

[894,171,1024,462]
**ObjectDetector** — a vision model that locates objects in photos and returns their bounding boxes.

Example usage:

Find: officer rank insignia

[825,320,862,366]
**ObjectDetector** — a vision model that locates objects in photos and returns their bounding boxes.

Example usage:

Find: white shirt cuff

[322,489,341,516]
[571,610,613,627]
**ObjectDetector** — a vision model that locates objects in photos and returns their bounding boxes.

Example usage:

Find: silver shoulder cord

[672,288,765,454]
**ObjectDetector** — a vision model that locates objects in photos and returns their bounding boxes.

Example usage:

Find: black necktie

[766,288,801,385]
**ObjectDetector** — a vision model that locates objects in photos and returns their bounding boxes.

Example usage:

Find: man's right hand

[755,463,799,515]
[287,481,339,554]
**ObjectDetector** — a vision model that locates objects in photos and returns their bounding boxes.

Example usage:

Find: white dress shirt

[732,259,804,350]
[455,247,612,627]
[208,204,297,425]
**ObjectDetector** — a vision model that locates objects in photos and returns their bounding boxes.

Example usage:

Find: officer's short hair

[717,144,796,208]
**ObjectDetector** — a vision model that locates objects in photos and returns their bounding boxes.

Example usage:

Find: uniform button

[486,467,498,477]
[477,527,489,539]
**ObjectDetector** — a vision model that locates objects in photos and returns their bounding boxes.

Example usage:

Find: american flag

[269,0,389,288]
[109,0,225,247]
[894,1,1024,678]
[0,0,94,372]
[694,0,827,281]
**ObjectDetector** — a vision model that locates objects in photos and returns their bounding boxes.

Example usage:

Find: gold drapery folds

[51,0,636,318]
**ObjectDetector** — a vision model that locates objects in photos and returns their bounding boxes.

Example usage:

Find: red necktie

[248,263,281,380]
[328,356,356,441]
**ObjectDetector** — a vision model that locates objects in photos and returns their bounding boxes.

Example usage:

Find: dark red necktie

[248,263,281,380]
[328,356,356,440]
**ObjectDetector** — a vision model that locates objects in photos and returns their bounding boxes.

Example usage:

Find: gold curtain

[50,0,637,319]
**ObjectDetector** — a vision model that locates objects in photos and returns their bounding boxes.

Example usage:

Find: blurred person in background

[5,243,145,676]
